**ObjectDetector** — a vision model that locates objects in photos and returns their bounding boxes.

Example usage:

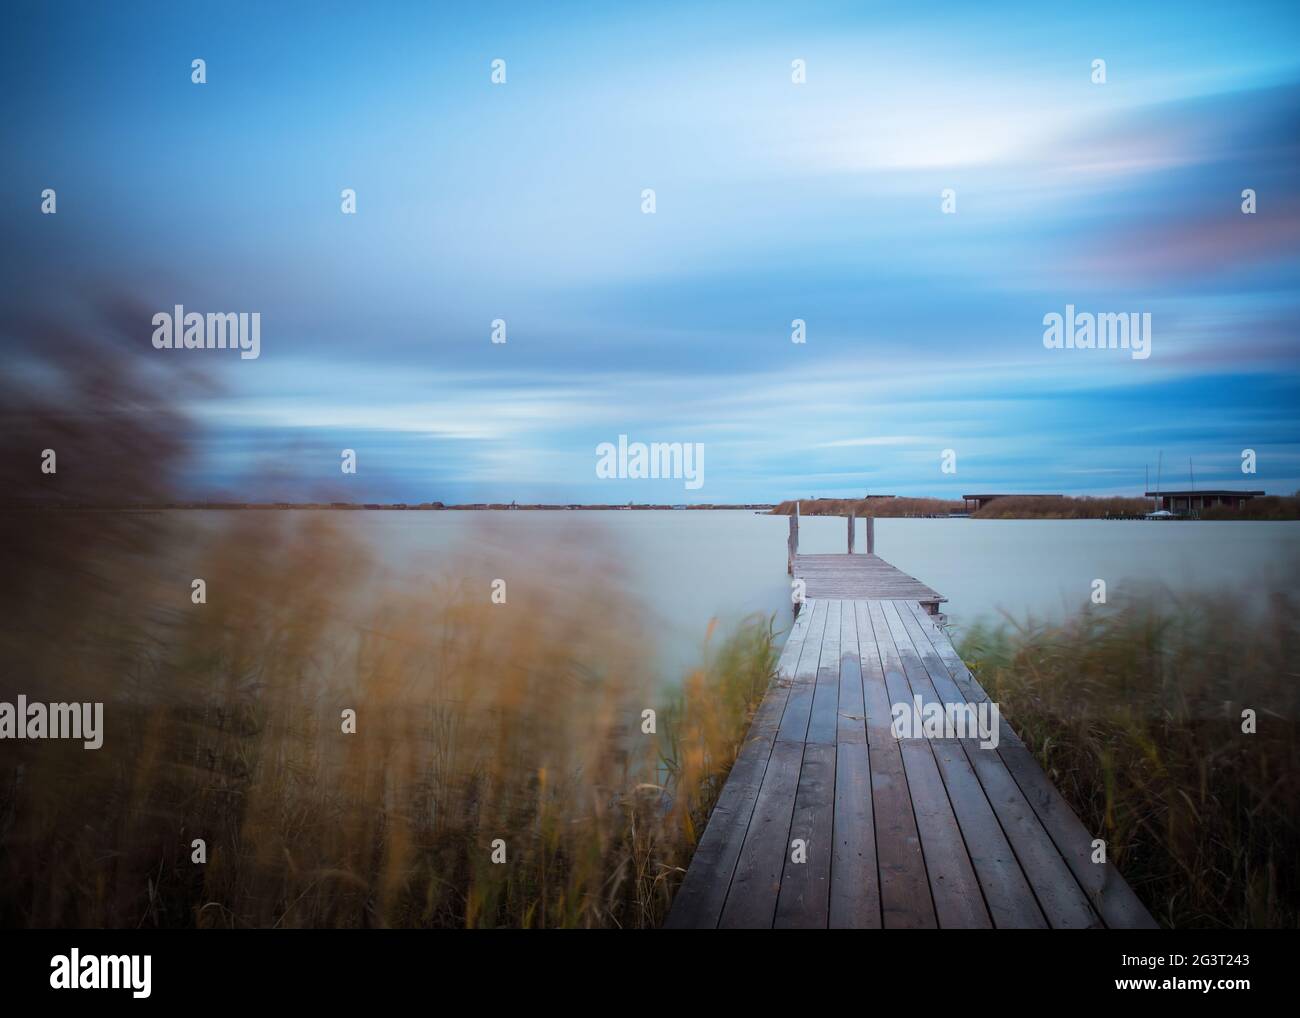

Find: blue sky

[4,0,1299,502]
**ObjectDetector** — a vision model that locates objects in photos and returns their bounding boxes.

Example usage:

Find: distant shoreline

[769,494,1299,521]
[4,493,1296,520]
[0,502,777,512]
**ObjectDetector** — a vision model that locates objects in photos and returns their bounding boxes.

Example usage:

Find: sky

[3,0,1299,503]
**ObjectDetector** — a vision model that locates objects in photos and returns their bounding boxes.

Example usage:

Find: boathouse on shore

[1145,489,1264,512]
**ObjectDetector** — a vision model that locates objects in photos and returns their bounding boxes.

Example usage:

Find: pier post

[847,512,855,554]
[865,516,875,555]
[787,501,800,574]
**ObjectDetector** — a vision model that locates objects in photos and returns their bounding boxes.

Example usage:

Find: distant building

[1145,489,1264,512]
[961,493,1062,512]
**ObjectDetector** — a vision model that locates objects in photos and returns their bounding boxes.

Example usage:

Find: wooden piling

[787,501,800,574]
[847,512,855,554]
[865,516,875,555]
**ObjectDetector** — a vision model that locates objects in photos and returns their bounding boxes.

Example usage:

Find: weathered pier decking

[666,516,1156,929]
[786,505,945,614]
[794,555,945,614]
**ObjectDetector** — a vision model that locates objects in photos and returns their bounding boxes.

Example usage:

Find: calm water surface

[288,510,1300,682]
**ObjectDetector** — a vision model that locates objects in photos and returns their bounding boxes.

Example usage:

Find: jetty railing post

[847,511,855,554]
[787,501,800,574]
[865,516,875,555]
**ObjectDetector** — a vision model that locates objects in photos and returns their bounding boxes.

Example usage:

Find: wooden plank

[774,743,835,928]
[753,598,817,737]
[902,599,1022,749]
[718,740,804,928]
[855,601,937,928]
[895,600,1098,927]
[879,600,949,708]
[898,741,992,928]
[889,601,1047,928]
[828,582,878,929]
[892,600,973,709]
[929,738,1048,928]
[662,726,772,929]
[793,553,944,603]
[902,600,972,685]
[867,600,918,721]
[776,599,826,744]
[665,593,818,928]
[873,601,991,929]
[829,740,881,928]
[901,600,1157,929]
[963,739,1103,929]
[806,599,841,745]
[836,597,866,746]
[856,600,897,740]
[999,743,1160,929]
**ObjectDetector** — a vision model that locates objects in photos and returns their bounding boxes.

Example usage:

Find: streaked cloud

[3,0,1298,501]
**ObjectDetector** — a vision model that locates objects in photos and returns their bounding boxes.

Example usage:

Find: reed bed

[770,495,1159,518]
[969,495,1151,518]
[0,309,779,928]
[960,589,1300,928]
[0,511,777,928]
[770,497,962,517]
[1201,495,1300,520]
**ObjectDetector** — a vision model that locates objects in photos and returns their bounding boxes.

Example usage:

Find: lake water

[277,510,1300,683]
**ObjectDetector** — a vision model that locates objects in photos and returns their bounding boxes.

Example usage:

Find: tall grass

[971,495,1150,518]
[769,495,1157,518]
[0,305,778,929]
[1201,495,1300,520]
[0,513,777,928]
[770,497,962,517]
[960,589,1300,928]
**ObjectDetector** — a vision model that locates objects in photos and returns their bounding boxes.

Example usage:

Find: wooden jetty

[787,504,945,615]
[666,513,1156,930]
